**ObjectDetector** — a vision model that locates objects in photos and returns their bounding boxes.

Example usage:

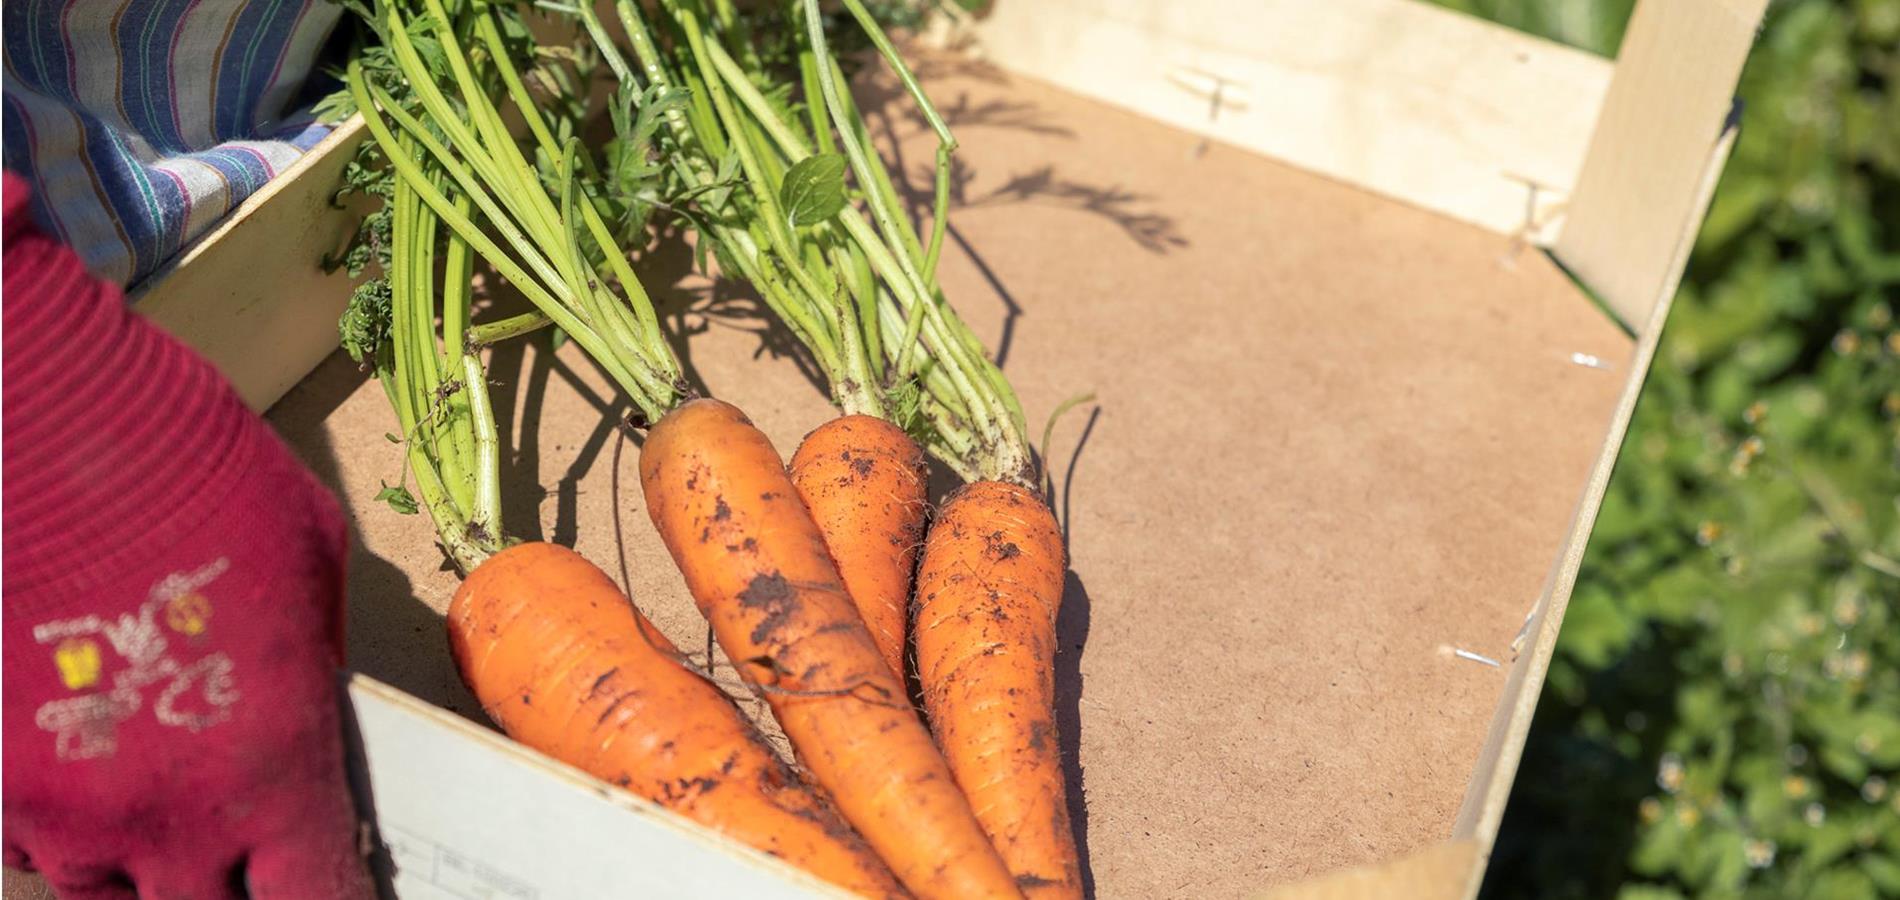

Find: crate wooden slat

[130,117,368,412]
[968,0,1614,245]
[1554,0,1768,327]
[346,677,843,898]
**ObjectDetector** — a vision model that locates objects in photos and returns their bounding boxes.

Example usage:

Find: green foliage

[374,481,421,515]
[339,278,394,364]
[779,153,849,227]
[327,143,395,279]
[602,82,693,236]
[1424,1,1900,897]
[1432,0,1636,55]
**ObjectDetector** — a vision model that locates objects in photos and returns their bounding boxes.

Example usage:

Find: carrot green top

[578,0,1037,485]
[339,0,1038,494]
[347,0,687,427]
[335,0,683,571]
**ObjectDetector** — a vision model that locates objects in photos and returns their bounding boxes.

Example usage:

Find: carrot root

[790,414,929,682]
[447,541,904,898]
[641,399,1023,900]
[914,480,1080,899]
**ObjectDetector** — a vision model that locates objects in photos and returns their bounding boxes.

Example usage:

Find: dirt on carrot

[447,541,905,898]
[914,480,1080,899]
[790,415,929,682]
[640,398,1023,900]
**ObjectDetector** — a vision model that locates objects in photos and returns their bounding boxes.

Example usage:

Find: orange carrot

[914,480,1080,899]
[789,415,929,681]
[640,399,1023,900]
[447,541,905,898]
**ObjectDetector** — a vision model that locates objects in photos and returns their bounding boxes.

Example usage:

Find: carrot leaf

[339,279,393,364]
[780,154,848,228]
[603,82,690,236]
[376,482,421,515]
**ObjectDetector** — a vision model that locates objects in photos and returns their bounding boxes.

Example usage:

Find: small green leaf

[339,280,393,364]
[494,4,532,42]
[309,85,357,125]
[384,432,403,444]
[375,483,420,515]
[405,18,451,79]
[779,154,848,228]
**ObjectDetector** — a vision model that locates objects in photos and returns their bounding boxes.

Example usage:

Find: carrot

[789,415,928,681]
[641,398,1023,900]
[447,541,906,898]
[913,480,1079,898]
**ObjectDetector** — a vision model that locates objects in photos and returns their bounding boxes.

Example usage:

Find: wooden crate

[8,0,1766,897]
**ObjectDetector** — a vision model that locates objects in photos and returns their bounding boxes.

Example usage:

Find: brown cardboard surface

[258,58,1633,899]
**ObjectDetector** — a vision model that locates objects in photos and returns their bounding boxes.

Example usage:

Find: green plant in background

[1431,0,1900,897]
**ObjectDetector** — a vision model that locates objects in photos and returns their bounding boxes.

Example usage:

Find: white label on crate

[387,825,538,899]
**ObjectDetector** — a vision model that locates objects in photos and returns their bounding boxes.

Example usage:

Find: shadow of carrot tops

[265,351,485,724]
[934,93,1080,139]
[852,58,1188,258]
[605,51,1185,386]
[446,266,648,553]
[637,224,834,406]
[274,267,653,726]
[953,164,1190,256]
[482,336,639,550]
[905,51,1018,89]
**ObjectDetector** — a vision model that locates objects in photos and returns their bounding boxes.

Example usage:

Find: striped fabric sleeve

[2,0,343,289]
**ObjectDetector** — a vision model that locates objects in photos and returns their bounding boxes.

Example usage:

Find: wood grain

[1554,0,1768,330]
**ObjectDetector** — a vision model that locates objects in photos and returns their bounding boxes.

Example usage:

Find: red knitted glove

[2,173,374,899]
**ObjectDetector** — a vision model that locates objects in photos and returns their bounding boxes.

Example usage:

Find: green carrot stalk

[340,139,503,573]
[562,0,1037,484]
[349,0,1036,485]
[334,0,691,570]
[344,0,685,429]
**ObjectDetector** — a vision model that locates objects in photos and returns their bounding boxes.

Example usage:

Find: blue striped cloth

[3,0,342,288]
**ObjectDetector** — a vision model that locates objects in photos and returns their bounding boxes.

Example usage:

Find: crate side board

[130,115,367,412]
[346,675,844,898]
[970,0,1613,241]
[1,671,842,899]
[1447,120,1743,898]
[1554,0,1769,331]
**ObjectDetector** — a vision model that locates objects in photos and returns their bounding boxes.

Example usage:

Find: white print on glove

[32,558,240,761]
